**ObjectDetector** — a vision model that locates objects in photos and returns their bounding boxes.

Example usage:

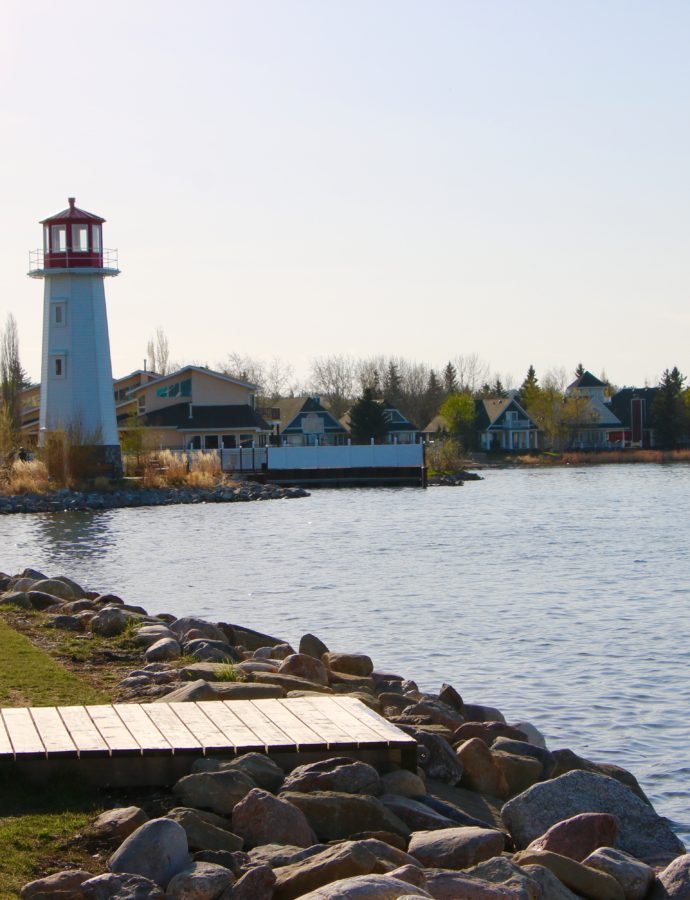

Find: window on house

[156,378,192,399]
[188,435,201,450]
[138,396,146,413]
[72,225,89,251]
[204,435,219,450]
[51,225,66,252]
[222,435,236,449]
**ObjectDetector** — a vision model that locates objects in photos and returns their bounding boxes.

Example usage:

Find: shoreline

[2,567,688,898]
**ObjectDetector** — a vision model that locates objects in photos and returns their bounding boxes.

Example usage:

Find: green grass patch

[214,663,239,682]
[0,619,108,707]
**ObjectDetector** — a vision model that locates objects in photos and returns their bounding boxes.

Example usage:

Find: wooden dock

[0,696,418,786]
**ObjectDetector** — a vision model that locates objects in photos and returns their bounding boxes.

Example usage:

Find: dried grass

[4,459,50,494]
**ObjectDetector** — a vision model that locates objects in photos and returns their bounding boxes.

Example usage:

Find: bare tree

[219,353,267,393]
[264,357,295,402]
[310,355,356,417]
[146,327,172,375]
[453,353,490,394]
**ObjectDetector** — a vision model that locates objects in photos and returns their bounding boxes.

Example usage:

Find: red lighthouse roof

[40,197,105,225]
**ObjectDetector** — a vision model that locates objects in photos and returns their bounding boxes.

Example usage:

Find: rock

[515,849,626,900]
[49,613,86,631]
[491,751,543,798]
[272,841,378,899]
[157,680,218,702]
[145,637,181,662]
[438,683,464,713]
[511,721,547,748]
[299,633,329,659]
[520,864,581,899]
[232,787,316,848]
[583,847,654,900]
[234,661,280,675]
[649,853,690,898]
[358,839,422,873]
[170,617,229,644]
[282,758,381,795]
[550,748,651,804]
[380,795,458,831]
[249,672,333,693]
[453,722,528,747]
[462,704,507,724]
[293,871,431,899]
[91,606,128,637]
[408,826,505,869]
[212,683,286,700]
[405,729,464,784]
[185,640,239,663]
[194,851,248,873]
[108,817,190,888]
[166,808,244,852]
[54,574,87,597]
[21,869,92,899]
[278,653,329,685]
[501,770,687,865]
[323,652,374,677]
[135,624,176,646]
[457,738,506,797]
[423,868,528,898]
[227,624,285,651]
[81,872,165,898]
[166,862,234,899]
[381,770,427,798]
[222,864,275,899]
[20,567,47,580]
[400,701,465,732]
[248,843,327,868]
[268,642,296,659]
[491,738,554,778]
[526,812,619,861]
[31,577,76,600]
[193,753,285,792]
[1,590,31,608]
[88,806,149,840]
[328,671,376,692]
[281,791,410,841]
[173,770,256,816]
[27,590,65,610]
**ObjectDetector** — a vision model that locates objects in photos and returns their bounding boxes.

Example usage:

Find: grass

[213,663,239,682]
[0,618,110,896]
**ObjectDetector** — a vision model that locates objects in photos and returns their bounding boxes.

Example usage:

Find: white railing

[221,447,268,472]
[28,248,119,274]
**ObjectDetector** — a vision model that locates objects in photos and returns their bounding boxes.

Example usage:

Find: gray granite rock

[166,862,234,899]
[108,818,190,888]
[82,872,165,899]
[583,846,655,900]
[173,770,256,816]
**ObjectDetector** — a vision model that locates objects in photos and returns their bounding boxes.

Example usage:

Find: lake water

[1,464,689,842]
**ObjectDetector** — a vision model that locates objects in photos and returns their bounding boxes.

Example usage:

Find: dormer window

[51,225,66,252]
[72,224,89,252]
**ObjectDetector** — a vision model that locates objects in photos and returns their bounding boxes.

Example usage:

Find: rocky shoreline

[0,481,309,515]
[2,568,688,900]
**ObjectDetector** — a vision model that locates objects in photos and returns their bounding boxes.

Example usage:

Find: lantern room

[38,197,107,270]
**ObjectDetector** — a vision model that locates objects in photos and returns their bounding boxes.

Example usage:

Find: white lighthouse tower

[29,198,122,475]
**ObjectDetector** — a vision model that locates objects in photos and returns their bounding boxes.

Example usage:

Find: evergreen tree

[383,362,403,408]
[520,365,540,410]
[575,362,585,378]
[348,388,389,444]
[653,367,688,449]
[492,377,506,397]
[422,369,444,424]
[443,362,459,396]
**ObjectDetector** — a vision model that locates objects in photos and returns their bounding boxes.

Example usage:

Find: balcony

[28,248,119,277]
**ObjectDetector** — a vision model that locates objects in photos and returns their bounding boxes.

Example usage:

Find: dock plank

[225,700,295,749]
[29,706,78,757]
[197,702,264,752]
[2,708,45,757]
[58,706,110,755]
[144,704,203,753]
[87,706,141,754]
[256,699,330,748]
[113,704,173,754]
[0,713,15,758]
[169,703,233,752]
[334,696,417,745]
[302,696,386,745]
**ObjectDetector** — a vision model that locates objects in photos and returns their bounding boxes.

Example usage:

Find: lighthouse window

[43,226,50,251]
[92,225,101,252]
[72,225,89,252]
[52,356,65,378]
[53,303,66,326]
[51,225,66,253]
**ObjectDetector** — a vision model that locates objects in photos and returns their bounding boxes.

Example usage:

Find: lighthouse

[28,198,121,476]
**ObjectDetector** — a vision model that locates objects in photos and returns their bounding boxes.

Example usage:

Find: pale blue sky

[2,1,689,388]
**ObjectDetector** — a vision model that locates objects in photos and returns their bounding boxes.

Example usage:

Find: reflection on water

[1,464,689,842]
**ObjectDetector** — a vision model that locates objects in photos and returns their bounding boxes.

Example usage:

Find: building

[565,371,623,449]
[341,399,420,444]
[275,396,349,446]
[475,397,540,451]
[119,365,271,450]
[28,198,121,473]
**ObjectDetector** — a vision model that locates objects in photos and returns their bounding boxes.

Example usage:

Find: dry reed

[4,459,50,494]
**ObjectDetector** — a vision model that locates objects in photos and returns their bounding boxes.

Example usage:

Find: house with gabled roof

[475,397,540,451]
[608,387,659,448]
[119,365,271,450]
[565,370,623,448]
[276,396,349,446]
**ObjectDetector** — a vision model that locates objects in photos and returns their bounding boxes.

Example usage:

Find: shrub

[5,459,50,494]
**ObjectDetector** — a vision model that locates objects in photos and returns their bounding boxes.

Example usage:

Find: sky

[2,1,689,389]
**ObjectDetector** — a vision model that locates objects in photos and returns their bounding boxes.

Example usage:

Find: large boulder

[91,606,128,637]
[491,738,554,779]
[193,753,284,792]
[81,872,165,898]
[232,788,316,848]
[281,791,410,841]
[649,853,690,899]
[278,653,329,685]
[170,617,229,644]
[282,758,381,795]
[223,864,275,899]
[88,807,149,841]
[525,812,619,862]
[299,633,329,659]
[166,861,234,899]
[166,808,243,853]
[583,847,654,900]
[173,770,256,816]
[406,729,464,784]
[501,770,687,866]
[294,873,431,899]
[272,841,379,899]
[21,869,92,899]
[514,849,625,900]
[380,795,458,832]
[31,577,76,600]
[456,738,506,798]
[157,680,218,703]
[408,826,505,869]
[145,637,181,662]
[323,652,374,677]
[108,818,190,888]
